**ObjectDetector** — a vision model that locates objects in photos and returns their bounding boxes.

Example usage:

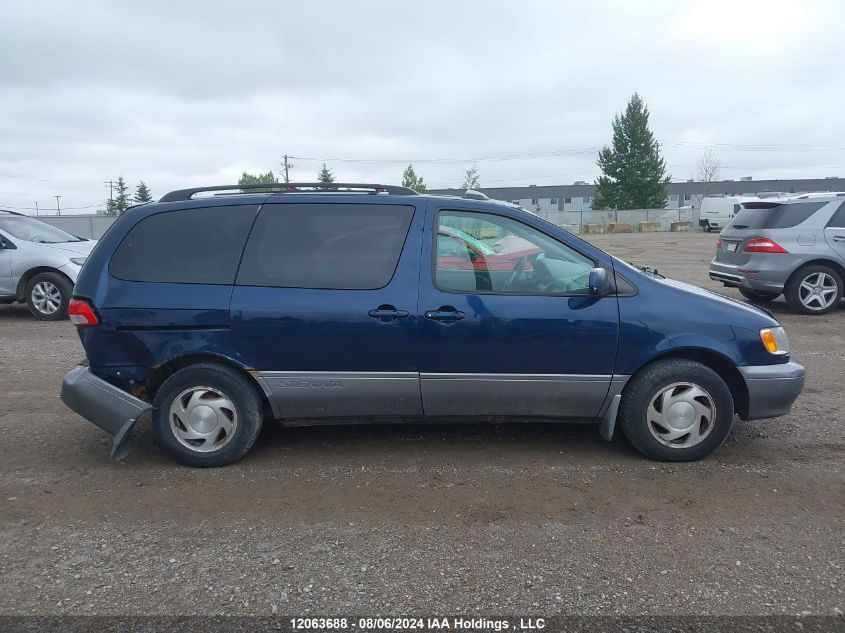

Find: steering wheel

[503,255,529,291]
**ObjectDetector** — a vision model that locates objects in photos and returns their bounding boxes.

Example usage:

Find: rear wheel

[739,288,780,302]
[152,363,263,467]
[619,359,734,461]
[784,265,842,315]
[25,272,73,320]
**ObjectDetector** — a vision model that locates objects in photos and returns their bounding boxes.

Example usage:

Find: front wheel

[739,288,780,302]
[25,272,73,320]
[152,363,264,467]
[619,359,734,461]
[702,221,712,232]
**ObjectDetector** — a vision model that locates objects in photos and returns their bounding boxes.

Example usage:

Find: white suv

[0,210,97,320]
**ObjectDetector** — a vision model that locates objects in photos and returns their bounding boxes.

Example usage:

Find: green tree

[134,180,153,203]
[593,93,670,210]
[105,176,131,216]
[401,163,427,192]
[461,164,481,191]
[317,162,335,185]
[238,170,278,193]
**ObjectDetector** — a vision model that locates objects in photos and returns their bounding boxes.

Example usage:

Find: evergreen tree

[593,93,670,210]
[317,162,335,185]
[106,176,130,216]
[461,165,481,191]
[401,164,427,192]
[238,170,278,192]
[134,180,153,203]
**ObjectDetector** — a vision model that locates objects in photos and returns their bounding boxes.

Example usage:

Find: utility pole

[105,180,114,209]
[281,155,294,185]
[54,195,62,216]
[34,201,39,216]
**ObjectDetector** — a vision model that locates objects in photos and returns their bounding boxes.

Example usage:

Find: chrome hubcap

[798,272,838,310]
[647,382,715,448]
[169,386,238,453]
[31,281,62,314]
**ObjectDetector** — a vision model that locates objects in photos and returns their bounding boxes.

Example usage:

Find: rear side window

[728,201,827,230]
[827,200,845,227]
[236,203,414,290]
[109,205,258,284]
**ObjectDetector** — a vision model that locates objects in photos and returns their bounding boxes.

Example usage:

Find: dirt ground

[0,231,842,616]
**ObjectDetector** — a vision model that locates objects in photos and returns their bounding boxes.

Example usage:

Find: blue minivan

[61,183,805,467]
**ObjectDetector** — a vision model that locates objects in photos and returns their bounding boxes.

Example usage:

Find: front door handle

[424,306,466,322]
[368,305,409,322]
[833,235,845,243]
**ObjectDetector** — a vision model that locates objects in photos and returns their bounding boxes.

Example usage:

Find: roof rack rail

[159,182,418,202]
[0,208,24,216]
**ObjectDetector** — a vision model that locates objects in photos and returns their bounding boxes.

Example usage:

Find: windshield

[0,216,83,243]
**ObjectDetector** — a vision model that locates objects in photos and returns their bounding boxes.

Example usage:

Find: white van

[699,196,748,232]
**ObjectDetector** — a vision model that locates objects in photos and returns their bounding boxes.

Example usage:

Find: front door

[824,200,845,262]
[418,205,619,419]
[230,200,424,418]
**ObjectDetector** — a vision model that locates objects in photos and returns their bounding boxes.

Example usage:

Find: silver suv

[0,210,97,320]
[709,193,845,315]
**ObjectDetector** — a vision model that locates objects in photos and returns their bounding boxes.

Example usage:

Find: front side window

[237,203,414,290]
[110,205,258,284]
[826,200,845,228]
[435,210,593,295]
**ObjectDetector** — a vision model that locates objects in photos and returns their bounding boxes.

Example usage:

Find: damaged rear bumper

[60,364,153,460]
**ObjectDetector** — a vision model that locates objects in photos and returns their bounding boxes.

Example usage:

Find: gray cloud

[0,0,842,212]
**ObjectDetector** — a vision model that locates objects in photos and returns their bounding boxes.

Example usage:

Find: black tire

[739,288,780,302]
[784,264,843,315]
[619,359,734,462]
[25,271,73,320]
[702,222,712,232]
[152,363,263,467]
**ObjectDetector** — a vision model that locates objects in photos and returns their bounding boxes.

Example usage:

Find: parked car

[60,182,804,467]
[0,209,97,320]
[709,192,845,314]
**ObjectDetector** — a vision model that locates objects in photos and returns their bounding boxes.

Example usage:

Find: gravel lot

[0,232,842,616]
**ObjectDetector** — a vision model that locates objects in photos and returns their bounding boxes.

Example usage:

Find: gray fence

[532,208,700,233]
[37,214,116,239]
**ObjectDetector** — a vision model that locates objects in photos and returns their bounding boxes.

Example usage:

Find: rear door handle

[833,235,845,243]
[368,305,409,321]
[424,307,466,322]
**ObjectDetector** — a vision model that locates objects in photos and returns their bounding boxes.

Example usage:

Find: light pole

[34,201,39,216]
[54,195,61,216]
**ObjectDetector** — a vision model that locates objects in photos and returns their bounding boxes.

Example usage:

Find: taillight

[68,299,99,327]
[744,238,788,254]
[716,236,722,250]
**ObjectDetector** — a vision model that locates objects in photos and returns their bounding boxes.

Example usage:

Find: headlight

[760,327,789,355]
[69,257,87,266]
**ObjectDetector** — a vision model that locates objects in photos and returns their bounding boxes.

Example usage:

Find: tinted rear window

[728,201,827,230]
[236,203,414,290]
[109,205,258,284]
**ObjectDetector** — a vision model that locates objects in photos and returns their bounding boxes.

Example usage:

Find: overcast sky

[1,0,843,214]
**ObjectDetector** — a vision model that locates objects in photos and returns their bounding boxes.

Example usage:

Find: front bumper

[61,364,153,460]
[739,361,805,421]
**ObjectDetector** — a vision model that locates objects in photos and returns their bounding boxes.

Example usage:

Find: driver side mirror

[589,267,612,296]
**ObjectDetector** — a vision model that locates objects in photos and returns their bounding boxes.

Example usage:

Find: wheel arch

[145,353,274,419]
[16,266,73,300]
[785,258,845,288]
[626,348,749,419]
